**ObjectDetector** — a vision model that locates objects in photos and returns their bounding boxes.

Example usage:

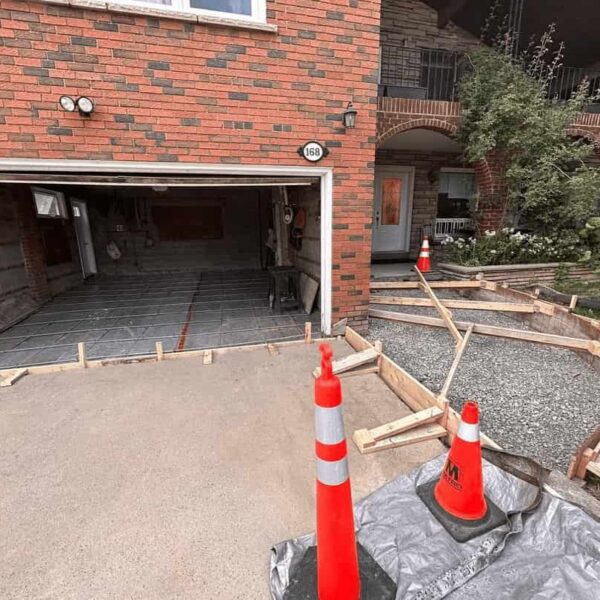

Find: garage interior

[0,175,322,369]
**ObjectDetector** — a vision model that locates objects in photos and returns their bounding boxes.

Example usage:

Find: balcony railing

[549,66,600,110]
[434,218,475,240]
[379,46,464,101]
[379,46,600,111]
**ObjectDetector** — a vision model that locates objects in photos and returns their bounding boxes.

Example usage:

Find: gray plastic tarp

[270,454,600,599]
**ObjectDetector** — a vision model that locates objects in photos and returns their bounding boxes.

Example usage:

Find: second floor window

[113,0,265,21]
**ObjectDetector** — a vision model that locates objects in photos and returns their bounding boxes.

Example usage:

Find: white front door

[372,167,414,254]
[71,199,97,278]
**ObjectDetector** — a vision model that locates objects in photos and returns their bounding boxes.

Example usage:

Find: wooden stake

[374,339,383,370]
[569,295,579,312]
[369,308,600,357]
[267,343,279,356]
[439,324,474,400]
[203,350,213,365]
[155,341,164,361]
[78,342,87,369]
[414,266,463,346]
[0,368,28,388]
[304,322,312,344]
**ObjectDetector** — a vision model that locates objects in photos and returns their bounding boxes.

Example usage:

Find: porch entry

[372,166,414,255]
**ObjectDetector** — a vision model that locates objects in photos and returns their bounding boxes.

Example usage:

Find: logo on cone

[416,401,506,542]
[416,236,431,273]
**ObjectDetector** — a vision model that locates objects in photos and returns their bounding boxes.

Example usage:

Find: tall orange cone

[415,236,431,273]
[282,344,397,599]
[315,344,360,599]
[416,401,506,542]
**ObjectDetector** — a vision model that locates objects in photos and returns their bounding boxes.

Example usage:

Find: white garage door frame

[0,159,334,335]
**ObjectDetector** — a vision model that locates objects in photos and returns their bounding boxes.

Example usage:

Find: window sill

[40,0,278,33]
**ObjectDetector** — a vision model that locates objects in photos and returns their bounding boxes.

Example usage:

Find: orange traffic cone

[416,401,506,542]
[282,344,397,599]
[315,344,360,599]
[416,236,431,273]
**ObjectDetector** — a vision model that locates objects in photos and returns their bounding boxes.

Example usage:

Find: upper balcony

[378,45,600,113]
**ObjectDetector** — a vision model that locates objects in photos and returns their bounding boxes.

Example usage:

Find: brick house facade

[1,0,600,346]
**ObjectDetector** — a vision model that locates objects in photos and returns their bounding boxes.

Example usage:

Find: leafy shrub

[441,228,582,266]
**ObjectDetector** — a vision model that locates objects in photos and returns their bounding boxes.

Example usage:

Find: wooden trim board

[369,309,600,357]
[0,368,28,387]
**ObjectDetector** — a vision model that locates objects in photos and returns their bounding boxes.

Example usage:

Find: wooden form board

[414,267,463,346]
[370,280,483,290]
[354,423,447,455]
[369,309,600,357]
[371,296,537,313]
[344,327,501,450]
[353,406,444,450]
[0,368,28,387]
[313,347,379,378]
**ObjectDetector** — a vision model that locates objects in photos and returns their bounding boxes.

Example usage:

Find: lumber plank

[569,295,579,312]
[439,324,474,400]
[587,461,600,478]
[364,406,444,445]
[331,317,348,336]
[0,368,28,387]
[370,280,482,290]
[313,347,378,378]
[203,350,213,365]
[415,267,463,345]
[369,308,600,356]
[355,423,447,455]
[155,341,164,361]
[370,296,537,313]
[338,365,379,379]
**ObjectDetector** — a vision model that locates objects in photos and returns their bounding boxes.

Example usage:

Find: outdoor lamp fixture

[59,95,95,117]
[342,101,357,128]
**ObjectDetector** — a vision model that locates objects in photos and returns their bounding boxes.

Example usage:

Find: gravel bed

[368,289,600,472]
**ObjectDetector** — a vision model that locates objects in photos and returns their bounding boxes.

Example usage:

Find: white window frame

[110,0,266,23]
[32,187,69,220]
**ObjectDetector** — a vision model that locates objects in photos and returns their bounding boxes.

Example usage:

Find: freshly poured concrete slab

[0,339,444,599]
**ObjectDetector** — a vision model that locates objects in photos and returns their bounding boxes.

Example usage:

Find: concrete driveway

[0,339,443,599]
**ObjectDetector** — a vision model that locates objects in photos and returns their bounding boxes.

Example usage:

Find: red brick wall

[0,0,382,330]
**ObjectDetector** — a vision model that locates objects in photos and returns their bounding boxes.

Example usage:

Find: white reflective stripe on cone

[315,405,345,445]
[316,457,349,486]
[422,241,430,249]
[458,421,480,443]
[419,251,429,257]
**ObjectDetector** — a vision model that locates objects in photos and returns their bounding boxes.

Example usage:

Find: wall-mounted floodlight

[59,95,95,117]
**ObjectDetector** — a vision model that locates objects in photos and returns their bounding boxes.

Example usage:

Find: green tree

[457,25,600,237]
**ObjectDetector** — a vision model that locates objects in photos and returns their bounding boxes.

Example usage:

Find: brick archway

[376,117,460,147]
[566,126,600,149]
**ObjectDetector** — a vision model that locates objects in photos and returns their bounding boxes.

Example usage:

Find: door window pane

[190,0,252,15]
[382,178,402,225]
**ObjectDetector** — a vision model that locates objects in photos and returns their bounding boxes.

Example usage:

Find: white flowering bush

[441,228,582,266]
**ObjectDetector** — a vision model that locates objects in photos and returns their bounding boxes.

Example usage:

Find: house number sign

[298,141,329,163]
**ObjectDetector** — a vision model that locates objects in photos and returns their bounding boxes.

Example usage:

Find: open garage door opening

[0,174,325,369]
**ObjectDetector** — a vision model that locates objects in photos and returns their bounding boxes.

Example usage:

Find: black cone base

[417,478,507,543]
[283,543,397,600]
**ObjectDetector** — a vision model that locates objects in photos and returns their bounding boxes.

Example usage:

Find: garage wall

[0,187,37,330]
[89,187,266,274]
[289,186,321,282]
